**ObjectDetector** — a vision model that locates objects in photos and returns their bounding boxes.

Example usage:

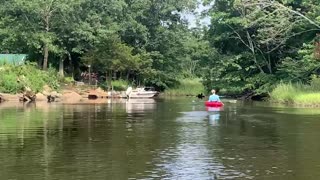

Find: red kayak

[205,101,224,107]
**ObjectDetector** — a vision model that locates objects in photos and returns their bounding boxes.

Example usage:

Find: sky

[181,1,213,28]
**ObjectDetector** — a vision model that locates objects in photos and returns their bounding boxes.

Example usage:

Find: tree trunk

[43,13,50,71]
[267,53,272,74]
[58,56,64,78]
[119,72,122,79]
[43,44,49,70]
[113,71,117,80]
[126,71,131,80]
[107,71,112,90]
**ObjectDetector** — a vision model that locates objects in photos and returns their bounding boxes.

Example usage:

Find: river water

[1,98,320,179]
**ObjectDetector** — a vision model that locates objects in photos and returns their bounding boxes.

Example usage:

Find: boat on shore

[126,87,159,98]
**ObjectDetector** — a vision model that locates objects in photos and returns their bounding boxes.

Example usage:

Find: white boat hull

[129,91,159,98]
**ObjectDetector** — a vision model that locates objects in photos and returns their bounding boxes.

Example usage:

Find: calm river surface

[1,98,320,179]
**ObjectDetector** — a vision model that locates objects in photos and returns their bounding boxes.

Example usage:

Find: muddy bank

[0,86,127,105]
[0,96,156,111]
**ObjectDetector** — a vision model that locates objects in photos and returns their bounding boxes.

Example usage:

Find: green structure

[0,54,27,65]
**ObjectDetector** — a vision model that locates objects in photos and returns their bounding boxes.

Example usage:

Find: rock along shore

[0,85,127,105]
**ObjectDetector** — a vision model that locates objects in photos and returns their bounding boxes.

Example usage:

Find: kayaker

[208,89,222,102]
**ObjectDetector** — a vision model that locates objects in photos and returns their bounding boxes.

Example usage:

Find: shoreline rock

[0,85,128,105]
[0,90,82,103]
[0,93,21,102]
[62,90,83,103]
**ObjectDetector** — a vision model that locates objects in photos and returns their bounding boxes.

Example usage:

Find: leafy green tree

[0,0,84,70]
[203,0,320,95]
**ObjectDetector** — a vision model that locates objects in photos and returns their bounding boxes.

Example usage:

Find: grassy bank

[270,78,320,106]
[0,63,59,94]
[98,79,129,91]
[164,78,205,96]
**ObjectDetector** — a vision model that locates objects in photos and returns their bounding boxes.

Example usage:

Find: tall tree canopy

[1,0,320,94]
[0,0,201,90]
[202,0,320,94]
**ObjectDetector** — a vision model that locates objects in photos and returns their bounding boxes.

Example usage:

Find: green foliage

[271,77,320,105]
[98,82,109,92]
[2,0,320,97]
[63,76,75,84]
[201,0,320,97]
[0,64,59,94]
[82,35,142,74]
[310,75,320,90]
[0,72,23,93]
[111,80,129,91]
[270,82,298,103]
[164,78,205,96]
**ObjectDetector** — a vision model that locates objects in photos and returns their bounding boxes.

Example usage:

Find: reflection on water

[1,99,320,179]
[207,107,222,126]
[164,108,246,179]
[126,99,156,113]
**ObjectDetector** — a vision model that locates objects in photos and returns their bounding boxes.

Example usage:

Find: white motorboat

[126,87,159,98]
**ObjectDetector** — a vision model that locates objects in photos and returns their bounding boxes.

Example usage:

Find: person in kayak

[208,89,222,102]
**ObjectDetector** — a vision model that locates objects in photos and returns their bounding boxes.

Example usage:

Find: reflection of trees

[0,99,184,179]
[207,105,293,179]
[5,100,320,179]
[276,113,320,179]
[0,103,63,179]
[141,103,248,179]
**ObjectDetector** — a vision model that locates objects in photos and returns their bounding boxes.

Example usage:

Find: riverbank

[270,81,320,106]
[0,64,130,104]
[0,85,129,105]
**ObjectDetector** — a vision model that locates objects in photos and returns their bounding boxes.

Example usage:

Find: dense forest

[1,0,320,96]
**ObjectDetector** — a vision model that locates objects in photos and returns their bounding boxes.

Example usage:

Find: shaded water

[1,98,320,179]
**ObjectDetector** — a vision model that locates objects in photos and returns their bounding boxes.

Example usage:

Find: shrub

[164,78,205,96]
[270,82,297,103]
[270,78,320,105]
[0,73,24,93]
[0,63,59,94]
[112,80,129,91]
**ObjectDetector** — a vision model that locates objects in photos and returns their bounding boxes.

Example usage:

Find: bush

[270,78,320,105]
[310,75,320,91]
[0,73,24,93]
[164,78,205,96]
[112,80,129,91]
[270,82,297,103]
[0,63,59,94]
[63,76,75,84]
[98,82,109,91]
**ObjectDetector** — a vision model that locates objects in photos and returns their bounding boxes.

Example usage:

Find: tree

[0,0,84,70]
[202,0,320,95]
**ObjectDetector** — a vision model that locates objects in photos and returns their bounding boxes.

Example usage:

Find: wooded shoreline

[1,1,320,105]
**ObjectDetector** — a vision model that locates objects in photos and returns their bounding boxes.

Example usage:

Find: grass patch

[111,79,129,91]
[0,63,59,94]
[99,79,129,91]
[270,78,320,106]
[164,78,205,96]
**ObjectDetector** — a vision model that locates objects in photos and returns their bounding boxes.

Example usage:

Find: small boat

[126,87,159,98]
[205,101,224,107]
